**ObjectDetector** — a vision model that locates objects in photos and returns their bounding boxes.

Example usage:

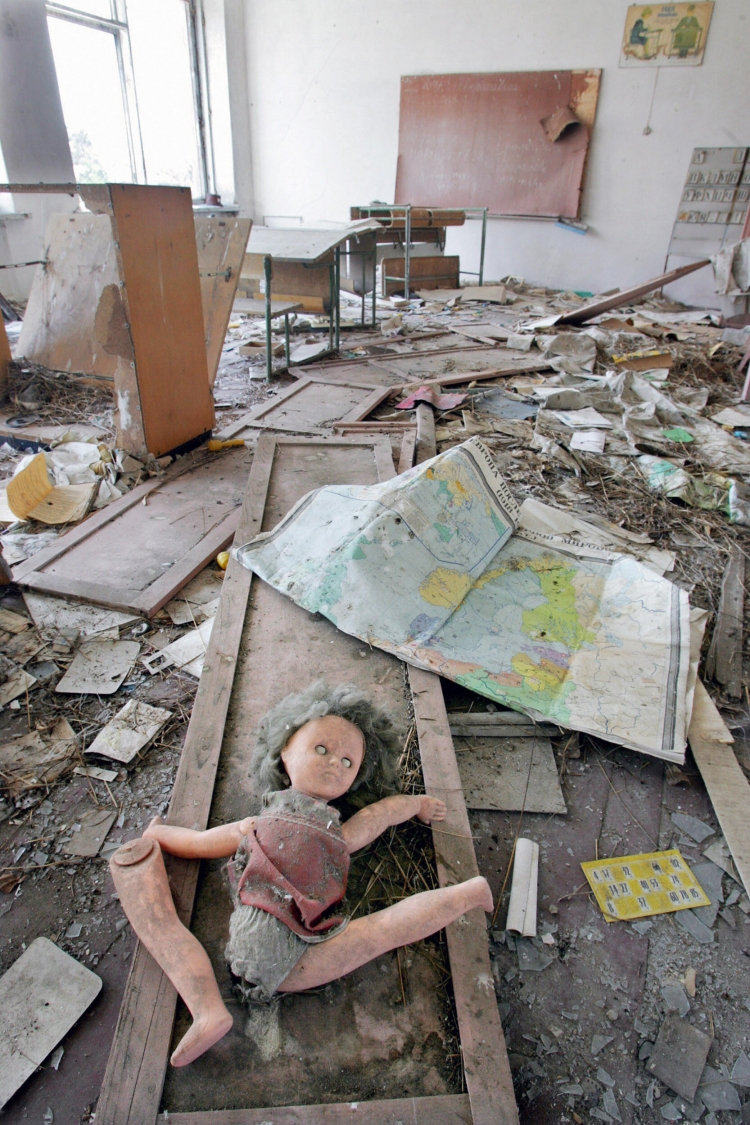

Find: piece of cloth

[396,386,468,411]
[228,789,350,938]
[225,904,309,1004]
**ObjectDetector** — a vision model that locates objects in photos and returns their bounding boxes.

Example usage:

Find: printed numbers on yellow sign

[581,849,711,922]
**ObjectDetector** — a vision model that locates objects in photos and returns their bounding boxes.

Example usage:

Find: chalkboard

[395,70,601,218]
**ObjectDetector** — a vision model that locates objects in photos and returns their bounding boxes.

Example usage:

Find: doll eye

[341,757,352,768]
[315,745,327,756]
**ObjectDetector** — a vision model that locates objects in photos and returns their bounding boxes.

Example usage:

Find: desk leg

[264,255,272,382]
[284,313,290,368]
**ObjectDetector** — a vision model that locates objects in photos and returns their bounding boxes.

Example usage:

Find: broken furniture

[11,445,251,617]
[232,296,302,371]
[6,183,251,456]
[216,375,394,439]
[350,204,467,299]
[240,219,381,379]
[97,433,518,1125]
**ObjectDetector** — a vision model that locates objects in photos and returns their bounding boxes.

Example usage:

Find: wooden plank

[409,667,518,1125]
[449,721,561,738]
[217,378,392,438]
[195,216,252,388]
[558,260,711,326]
[95,435,276,1125]
[159,1094,472,1125]
[688,680,750,896]
[398,428,417,472]
[108,184,215,457]
[415,402,436,465]
[13,448,251,617]
[97,436,400,1125]
[383,255,460,297]
[705,546,745,698]
[395,71,600,218]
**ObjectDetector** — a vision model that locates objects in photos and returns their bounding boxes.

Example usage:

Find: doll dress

[225,788,350,1003]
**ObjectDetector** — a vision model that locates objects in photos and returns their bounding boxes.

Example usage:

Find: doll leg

[279,875,492,993]
[110,838,233,1067]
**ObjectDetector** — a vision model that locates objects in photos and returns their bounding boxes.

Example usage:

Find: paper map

[581,849,710,922]
[235,438,692,762]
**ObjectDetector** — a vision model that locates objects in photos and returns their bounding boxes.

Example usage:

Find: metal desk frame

[354,203,490,299]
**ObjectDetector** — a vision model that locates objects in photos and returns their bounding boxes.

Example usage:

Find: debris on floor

[2,268,750,1125]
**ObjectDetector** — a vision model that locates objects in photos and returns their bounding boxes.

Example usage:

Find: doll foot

[169,1006,233,1067]
[467,875,493,913]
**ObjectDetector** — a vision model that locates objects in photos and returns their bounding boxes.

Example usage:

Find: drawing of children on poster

[621,3,713,66]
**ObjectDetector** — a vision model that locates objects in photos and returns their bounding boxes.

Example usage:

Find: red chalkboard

[395,70,601,218]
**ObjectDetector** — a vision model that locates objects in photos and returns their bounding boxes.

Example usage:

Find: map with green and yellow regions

[235,439,691,762]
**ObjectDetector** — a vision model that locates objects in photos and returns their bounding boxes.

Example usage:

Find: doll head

[251,680,401,802]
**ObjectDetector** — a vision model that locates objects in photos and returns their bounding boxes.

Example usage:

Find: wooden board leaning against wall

[96,432,518,1125]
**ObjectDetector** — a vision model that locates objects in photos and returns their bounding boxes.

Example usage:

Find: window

[46,1,208,198]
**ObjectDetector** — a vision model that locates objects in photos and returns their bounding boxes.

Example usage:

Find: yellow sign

[621,4,714,67]
[581,849,711,921]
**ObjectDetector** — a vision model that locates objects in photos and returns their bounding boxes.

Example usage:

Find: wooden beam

[688,681,750,896]
[95,436,277,1125]
[558,260,711,326]
[705,546,745,698]
[410,667,519,1125]
[157,1094,472,1124]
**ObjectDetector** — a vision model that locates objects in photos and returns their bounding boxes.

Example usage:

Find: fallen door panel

[12,447,252,617]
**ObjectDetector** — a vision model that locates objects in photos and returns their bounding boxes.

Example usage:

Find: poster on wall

[620,3,714,66]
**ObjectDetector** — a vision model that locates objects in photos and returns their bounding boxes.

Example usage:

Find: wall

[0,0,77,302]
[238,0,750,307]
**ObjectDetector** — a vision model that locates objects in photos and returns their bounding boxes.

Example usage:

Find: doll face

[280,715,365,801]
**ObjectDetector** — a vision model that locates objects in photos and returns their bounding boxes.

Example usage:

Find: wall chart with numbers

[581,849,711,922]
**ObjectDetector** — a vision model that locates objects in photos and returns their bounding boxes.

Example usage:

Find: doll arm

[341,794,446,853]
[142,815,256,859]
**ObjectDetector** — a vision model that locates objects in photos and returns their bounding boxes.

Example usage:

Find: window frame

[46,0,211,200]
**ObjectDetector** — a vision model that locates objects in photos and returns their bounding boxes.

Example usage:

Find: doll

[110,681,492,1068]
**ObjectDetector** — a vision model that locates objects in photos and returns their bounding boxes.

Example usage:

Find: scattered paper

[581,850,710,922]
[0,608,30,634]
[86,699,172,765]
[162,567,224,627]
[569,429,606,454]
[0,657,36,707]
[73,765,118,783]
[141,617,213,679]
[552,407,614,429]
[23,592,140,638]
[711,406,750,429]
[55,639,140,695]
[0,719,78,798]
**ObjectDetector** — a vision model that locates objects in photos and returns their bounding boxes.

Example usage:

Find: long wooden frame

[96,433,517,1125]
[12,453,244,617]
[217,378,393,438]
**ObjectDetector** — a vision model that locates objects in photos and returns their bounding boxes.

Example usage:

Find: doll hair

[250,680,401,800]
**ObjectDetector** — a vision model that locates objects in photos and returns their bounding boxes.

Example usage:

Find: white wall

[238,0,750,306]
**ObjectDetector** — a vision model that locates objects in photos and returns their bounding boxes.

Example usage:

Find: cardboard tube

[506,838,539,937]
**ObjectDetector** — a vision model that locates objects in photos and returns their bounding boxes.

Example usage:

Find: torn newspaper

[235,439,691,762]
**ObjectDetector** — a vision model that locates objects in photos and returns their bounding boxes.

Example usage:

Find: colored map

[235,439,691,762]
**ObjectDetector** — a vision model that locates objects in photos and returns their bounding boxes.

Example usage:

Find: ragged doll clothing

[225,789,350,1003]
[227,788,350,937]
